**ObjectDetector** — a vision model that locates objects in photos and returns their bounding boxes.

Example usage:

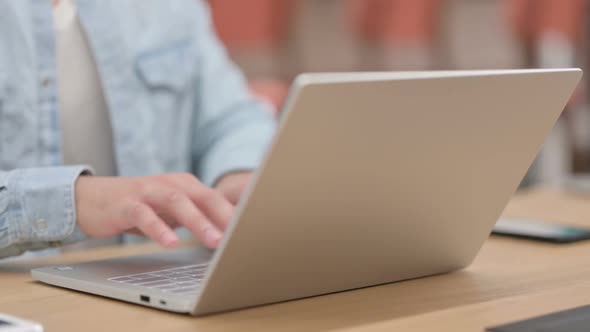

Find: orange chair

[345,0,446,70]
[503,0,589,181]
[504,0,586,104]
[347,0,444,46]
[505,0,586,46]
[208,0,298,52]
[207,0,297,113]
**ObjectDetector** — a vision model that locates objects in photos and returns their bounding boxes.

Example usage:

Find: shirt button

[41,77,52,87]
[34,218,48,232]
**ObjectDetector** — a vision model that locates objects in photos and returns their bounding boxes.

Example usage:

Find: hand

[74,173,235,249]
[214,172,253,205]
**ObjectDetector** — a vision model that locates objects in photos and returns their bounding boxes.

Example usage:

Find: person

[0,0,276,258]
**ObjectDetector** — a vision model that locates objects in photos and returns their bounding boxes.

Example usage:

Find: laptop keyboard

[108,263,209,296]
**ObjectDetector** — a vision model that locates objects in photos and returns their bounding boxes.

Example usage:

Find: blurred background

[207,0,590,190]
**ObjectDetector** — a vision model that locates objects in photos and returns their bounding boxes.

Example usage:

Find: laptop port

[160,300,167,305]
[140,295,150,303]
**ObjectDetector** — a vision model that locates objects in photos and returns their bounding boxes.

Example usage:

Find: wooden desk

[2,189,590,332]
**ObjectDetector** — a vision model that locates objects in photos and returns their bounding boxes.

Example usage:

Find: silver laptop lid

[193,69,581,315]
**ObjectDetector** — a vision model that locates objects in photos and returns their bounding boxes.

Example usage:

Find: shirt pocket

[134,39,198,167]
[135,38,198,94]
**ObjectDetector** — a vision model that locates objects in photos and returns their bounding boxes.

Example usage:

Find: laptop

[32,69,582,315]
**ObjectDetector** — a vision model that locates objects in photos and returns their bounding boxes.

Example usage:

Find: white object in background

[569,104,590,152]
[0,314,43,332]
[534,117,571,188]
[533,31,576,189]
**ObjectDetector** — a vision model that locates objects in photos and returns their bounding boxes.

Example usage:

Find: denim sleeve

[191,1,277,186]
[0,166,91,259]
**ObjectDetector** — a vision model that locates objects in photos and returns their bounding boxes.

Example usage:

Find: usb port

[140,295,150,303]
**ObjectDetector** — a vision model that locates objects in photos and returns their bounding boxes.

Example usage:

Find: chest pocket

[135,39,197,94]
[134,39,198,169]
[134,39,198,135]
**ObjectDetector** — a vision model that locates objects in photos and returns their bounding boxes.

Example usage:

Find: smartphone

[0,314,43,332]
[492,217,590,243]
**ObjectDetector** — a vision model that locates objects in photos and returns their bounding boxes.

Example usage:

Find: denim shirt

[0,0,276,258]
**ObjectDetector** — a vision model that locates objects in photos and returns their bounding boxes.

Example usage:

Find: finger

[126,202,179,248]
[194,187,235,231]
[220,187,241,206]
[153,211,181,228]
[167,175,235,231]
[126,226,179,236]
[147,190,223,248]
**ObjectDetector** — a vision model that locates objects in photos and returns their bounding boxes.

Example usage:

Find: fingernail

[205,228,222,247]
[163,232,179,247]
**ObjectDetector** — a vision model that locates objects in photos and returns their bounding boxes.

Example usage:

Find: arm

[190,1,277,187]
[0,167,238,258]
[69,3,275,251]
[0,166,90,259]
